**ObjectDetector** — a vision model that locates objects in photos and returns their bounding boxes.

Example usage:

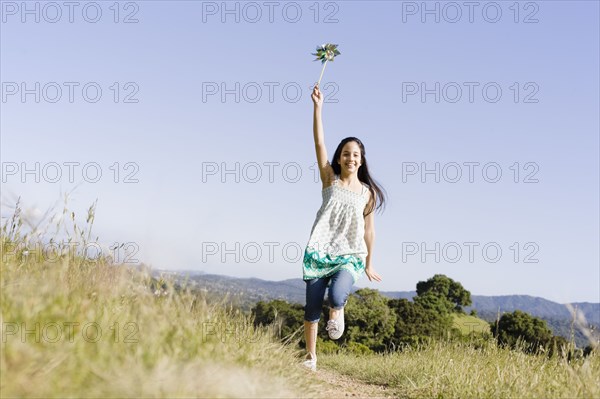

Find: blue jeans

[304,269,354,322]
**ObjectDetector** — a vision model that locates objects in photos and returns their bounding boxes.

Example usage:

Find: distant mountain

[157,270,599,347]
[156,272,307,309]
[464,296,599,326]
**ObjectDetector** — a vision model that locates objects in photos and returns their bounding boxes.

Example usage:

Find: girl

[302,83,387,372]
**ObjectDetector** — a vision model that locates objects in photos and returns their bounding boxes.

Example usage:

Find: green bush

[342,288,397,352]
[318,339,340,354]
[492,310,554,354]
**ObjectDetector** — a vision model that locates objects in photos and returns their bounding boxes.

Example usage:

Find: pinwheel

[312,43,340,86]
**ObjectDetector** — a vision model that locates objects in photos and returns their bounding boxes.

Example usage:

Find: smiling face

[337,141,362,174]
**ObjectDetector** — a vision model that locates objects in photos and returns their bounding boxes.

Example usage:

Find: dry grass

[318,339,600,398]
[0,197,322,398]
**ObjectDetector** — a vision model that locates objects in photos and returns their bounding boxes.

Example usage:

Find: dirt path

[307,367,397,398]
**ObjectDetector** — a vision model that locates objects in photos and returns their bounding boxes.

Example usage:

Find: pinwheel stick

[312,43,340,86]
[317,60,328,86]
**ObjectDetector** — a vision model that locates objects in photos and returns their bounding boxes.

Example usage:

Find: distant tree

[414,291,453,315]
[388,298,453,346]
[492,310,554,353]
[416,274,472,313]
[342,288,397,352]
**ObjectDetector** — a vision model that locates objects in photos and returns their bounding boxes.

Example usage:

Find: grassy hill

[452,313,491,335]
[1,245,324,397]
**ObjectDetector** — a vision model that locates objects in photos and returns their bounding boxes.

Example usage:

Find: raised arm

[311,84,334,189]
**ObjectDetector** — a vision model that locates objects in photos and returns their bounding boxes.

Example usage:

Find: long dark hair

[331,137,387,216]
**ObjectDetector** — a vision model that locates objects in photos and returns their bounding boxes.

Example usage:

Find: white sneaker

[302,353,317,372]
[326,309,344,340]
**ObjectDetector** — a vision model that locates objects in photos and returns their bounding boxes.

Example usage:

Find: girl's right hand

[311,84,323,108]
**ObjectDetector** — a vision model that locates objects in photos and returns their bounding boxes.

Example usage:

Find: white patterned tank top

[302,174,370,284]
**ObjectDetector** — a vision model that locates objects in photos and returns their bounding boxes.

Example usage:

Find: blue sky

[1,1,598,303]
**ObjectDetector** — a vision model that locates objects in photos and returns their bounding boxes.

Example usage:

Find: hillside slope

[170,271,598,347]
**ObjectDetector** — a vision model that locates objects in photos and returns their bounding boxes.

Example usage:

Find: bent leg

[327,269,354,319]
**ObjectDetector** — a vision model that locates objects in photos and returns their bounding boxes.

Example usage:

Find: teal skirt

[302,247,365,284]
